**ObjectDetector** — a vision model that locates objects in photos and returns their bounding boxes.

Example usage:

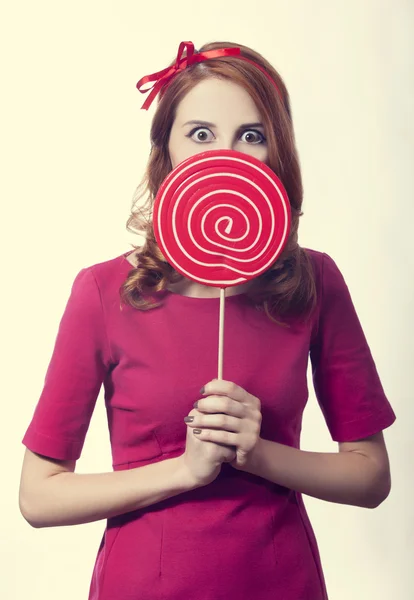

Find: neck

[167,278,252,298]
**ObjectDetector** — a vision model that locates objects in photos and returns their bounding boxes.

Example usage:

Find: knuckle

[228,382,238,395]
[223,431,233,444]
[218,415,228,428]
[253,408,262,423]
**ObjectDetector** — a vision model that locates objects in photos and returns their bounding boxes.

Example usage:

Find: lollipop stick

[218,288,226,380]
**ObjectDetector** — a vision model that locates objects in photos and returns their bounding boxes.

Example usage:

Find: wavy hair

[120,41,317,327]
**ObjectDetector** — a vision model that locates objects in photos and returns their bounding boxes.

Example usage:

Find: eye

[185,127,266,145]
[240,130,266,144]
[186,127,214,142]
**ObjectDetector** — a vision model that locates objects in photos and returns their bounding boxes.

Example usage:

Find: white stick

[218,288,226,380]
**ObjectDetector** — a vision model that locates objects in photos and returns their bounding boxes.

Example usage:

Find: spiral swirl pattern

[153,149,291,287]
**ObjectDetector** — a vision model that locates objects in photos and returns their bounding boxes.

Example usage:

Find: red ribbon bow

[136,41,281,110]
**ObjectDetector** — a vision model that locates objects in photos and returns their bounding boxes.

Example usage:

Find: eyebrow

[182,120,265,129]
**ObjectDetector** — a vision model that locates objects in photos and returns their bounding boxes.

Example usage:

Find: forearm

[243,438,389,508]
[22,456,197,528]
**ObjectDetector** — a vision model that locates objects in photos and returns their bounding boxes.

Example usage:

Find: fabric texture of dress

[22,248,396,600]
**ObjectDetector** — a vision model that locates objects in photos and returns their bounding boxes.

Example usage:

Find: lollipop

[153,149,291,377]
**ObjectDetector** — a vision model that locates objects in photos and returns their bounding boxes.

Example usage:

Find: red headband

[136,41,283,110]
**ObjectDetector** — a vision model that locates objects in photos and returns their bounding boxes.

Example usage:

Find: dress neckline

[121,251,248,302]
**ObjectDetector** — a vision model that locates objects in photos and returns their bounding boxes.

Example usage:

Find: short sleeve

[309,253,396,442]
[22,267,113,460]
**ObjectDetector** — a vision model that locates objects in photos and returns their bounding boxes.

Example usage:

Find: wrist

[234,437,265,475]
[172,455,205,491]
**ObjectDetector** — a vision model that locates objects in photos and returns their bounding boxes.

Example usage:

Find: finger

[201,380,249,402]
[192,428,238,446]
[194,395,245,417]
[184,413,242,432]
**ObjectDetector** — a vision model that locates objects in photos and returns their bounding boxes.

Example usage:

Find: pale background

[1,0,412,598]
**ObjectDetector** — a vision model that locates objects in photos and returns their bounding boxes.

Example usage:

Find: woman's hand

[184,380,263,470]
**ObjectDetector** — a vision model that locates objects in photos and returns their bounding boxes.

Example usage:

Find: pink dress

[22,248,396,599]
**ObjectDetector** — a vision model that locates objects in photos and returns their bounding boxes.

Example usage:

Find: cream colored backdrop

[2,0,412,598]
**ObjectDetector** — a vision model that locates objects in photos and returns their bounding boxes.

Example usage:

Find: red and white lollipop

[154,149,291,287]
[153,149,291,377]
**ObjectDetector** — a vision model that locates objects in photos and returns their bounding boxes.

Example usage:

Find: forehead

[174,78,261,123]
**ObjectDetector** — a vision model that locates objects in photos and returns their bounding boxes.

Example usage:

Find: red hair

[120,41,317,327]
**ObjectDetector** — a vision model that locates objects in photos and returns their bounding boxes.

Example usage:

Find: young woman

[19,40,396,600]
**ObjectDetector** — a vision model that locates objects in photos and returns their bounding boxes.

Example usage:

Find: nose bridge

[216,134,236,151]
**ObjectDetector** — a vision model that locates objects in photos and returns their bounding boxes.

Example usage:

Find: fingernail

[193,429,202,434]
[193,401,199,408]
[199,386,205,394]
[184,416,194,423]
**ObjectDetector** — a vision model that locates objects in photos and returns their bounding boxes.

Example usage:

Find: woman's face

[168,77,268,169]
